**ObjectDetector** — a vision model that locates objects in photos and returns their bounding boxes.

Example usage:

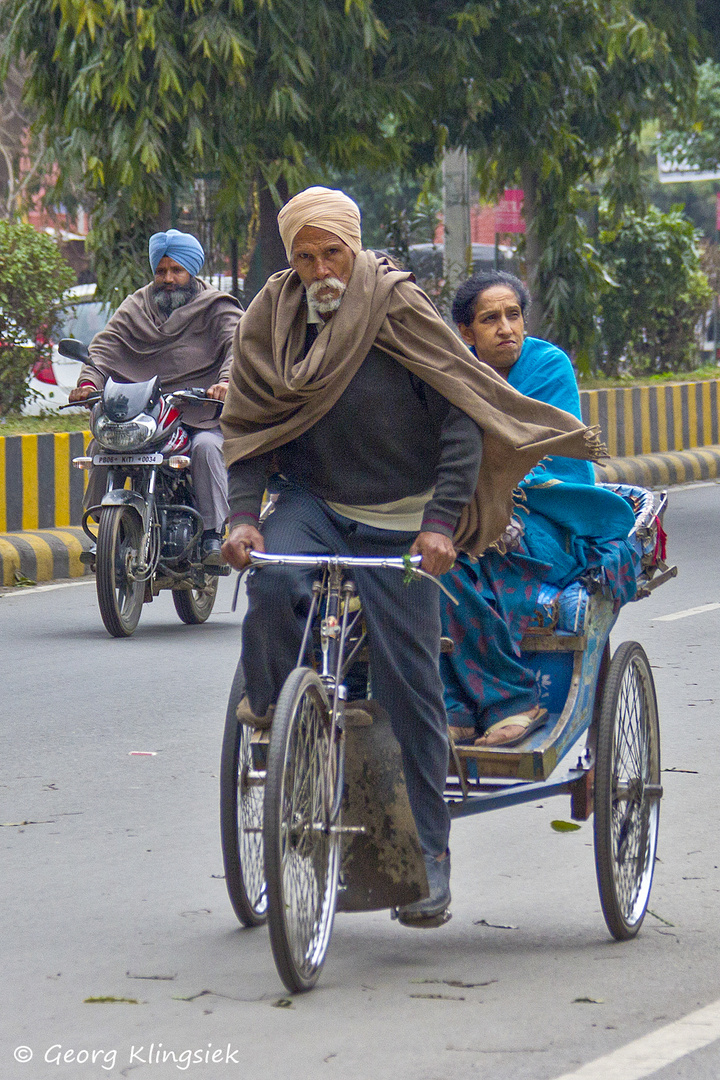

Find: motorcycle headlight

[94,412,157,451]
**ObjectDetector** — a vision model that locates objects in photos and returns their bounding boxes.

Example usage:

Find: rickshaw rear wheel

[264,667,341,993]
[594,640,661,940]
[220,658,268,927]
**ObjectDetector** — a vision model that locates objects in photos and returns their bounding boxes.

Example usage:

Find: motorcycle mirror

[58,338,90,363]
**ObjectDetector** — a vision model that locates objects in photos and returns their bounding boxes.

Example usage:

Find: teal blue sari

[440,337,637,734]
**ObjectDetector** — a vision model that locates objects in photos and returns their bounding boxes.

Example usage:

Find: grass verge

[0,412,90,435]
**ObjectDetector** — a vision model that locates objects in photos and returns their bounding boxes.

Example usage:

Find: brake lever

[59,395,101,409]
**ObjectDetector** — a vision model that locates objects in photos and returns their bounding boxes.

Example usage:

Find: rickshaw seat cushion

[526,483,657,635]
[533,580,589,635]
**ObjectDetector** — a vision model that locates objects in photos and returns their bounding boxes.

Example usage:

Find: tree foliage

[0,0,704,347]
[660,58,720,172]
[412,1,700,363]
[598,204,712,376]
[0,221,75,414]
[0,0,396,302]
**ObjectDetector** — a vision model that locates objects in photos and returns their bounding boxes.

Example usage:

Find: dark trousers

[241,484,451,857]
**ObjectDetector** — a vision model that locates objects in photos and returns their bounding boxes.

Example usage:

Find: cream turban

[277,186,362,261]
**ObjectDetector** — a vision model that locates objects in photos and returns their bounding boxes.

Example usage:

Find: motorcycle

[59,338,229,638]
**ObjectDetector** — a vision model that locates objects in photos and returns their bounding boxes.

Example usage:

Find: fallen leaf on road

[84,996,140,1004]
[412,978,497,988]
[473,919,518,930]
[126,972,177,981]
[410,993,465,1001]
[0,820,55,827]
[573,997,604,1004]
[551,820,581,832]
[173,988,266,1003]
[273,998,294,1009]
[647,909,675,926]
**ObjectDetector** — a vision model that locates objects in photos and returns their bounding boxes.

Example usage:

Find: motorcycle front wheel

[173,575,218,624]
[96,505,146,638]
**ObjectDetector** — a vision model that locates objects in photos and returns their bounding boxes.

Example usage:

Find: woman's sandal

[473,706,548,749]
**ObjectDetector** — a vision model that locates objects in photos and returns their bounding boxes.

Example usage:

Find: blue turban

[148,229,205,277]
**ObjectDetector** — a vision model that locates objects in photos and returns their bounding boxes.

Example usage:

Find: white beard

[306,277,347,316]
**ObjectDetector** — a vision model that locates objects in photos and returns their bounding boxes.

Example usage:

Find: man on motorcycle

[69,229,243,565]
[219,186,604,924]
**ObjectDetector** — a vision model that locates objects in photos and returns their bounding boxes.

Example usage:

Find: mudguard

[337,700,429,912]
[100,489,147,526]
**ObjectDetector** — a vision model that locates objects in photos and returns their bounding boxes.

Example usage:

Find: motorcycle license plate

[92,453,164,466]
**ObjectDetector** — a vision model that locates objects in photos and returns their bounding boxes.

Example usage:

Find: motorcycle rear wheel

[96,505,146,638]
[173,575,218,624]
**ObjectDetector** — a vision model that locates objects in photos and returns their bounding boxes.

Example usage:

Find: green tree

[0,0,395,303]
[659,58,720,172]
[598,204,712,375]
[378,1,700,365]
[0,221,75,414]
[1,0,702,332]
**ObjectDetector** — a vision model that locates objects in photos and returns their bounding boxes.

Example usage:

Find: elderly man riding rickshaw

[219,185,604,925]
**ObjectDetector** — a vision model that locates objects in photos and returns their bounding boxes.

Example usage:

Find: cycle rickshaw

[220,483,675,993]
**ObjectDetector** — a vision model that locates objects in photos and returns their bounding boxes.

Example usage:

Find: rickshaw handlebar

[246,551,459,604]
[248,552,422,570]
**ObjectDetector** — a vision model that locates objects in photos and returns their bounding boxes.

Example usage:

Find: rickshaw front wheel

[594,641,661,940]
[264,667,342,993]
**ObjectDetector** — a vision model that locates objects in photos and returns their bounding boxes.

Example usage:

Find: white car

[24,284,113,414]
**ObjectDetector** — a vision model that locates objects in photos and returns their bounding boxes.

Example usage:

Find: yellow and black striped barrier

[595,446,720,488]
[580,381,720,457]
[0,429,90,533]
[0,430,93,585]
[0,527,93,587]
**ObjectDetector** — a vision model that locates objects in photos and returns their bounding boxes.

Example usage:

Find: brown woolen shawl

[81,281,243,429]
[221,251,605,555]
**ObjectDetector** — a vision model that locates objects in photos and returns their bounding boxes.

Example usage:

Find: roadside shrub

[598,205,712,377]
[0,221,76,415]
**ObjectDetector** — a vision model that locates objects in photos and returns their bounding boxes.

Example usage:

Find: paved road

[2,483,720,1080]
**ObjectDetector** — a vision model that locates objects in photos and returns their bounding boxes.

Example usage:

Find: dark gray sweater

[227,344,483,537]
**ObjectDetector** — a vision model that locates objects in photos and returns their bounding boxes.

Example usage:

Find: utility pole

[442,148,471,311]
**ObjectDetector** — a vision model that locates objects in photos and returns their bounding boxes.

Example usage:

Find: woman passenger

[441,271,637,748]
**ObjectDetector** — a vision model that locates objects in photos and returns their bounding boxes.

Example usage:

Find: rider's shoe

[79,543,96,569]
[235,694,275,730]
[395,851,451,926]
[201,531,224,567]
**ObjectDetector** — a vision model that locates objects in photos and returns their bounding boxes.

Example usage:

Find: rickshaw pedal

[205,564,231,576]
